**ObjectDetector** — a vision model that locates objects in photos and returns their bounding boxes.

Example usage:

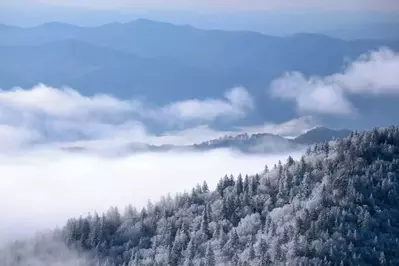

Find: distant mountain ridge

[322,22,399,40]
[1,19,399,129]
[188,127,352,153]
[191,132,301,153]
[2,20,397,71]
[61,127,352,154]
[293,127,352,145]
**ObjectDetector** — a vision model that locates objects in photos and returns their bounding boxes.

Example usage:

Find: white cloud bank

[271,48,399,115]
[0,148,303,244]
[0,85,256,150]
[0,84,134,118]
[0,84,252,122]
[0,83,309,246]
[0,84,314,153]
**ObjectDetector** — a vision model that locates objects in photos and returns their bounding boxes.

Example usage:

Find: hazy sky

[2,0,399,31]
[2,0,399,11]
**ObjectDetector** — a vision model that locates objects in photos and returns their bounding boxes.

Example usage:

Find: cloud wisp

[240,116,317,138]
[271,48,399,116]
[150,86,254,126]
[0,233,90,266]
[0,84,134,118]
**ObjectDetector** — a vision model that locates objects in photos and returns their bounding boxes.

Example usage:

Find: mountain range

[322,22,399,40]
[1,19,399,129]
[187,127,351,153]
[292,127,352,145]
[61,127,352,154]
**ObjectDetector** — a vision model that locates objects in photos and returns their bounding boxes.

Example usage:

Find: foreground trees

[10,126,399,265]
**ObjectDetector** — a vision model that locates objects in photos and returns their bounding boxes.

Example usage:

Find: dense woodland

[4,126,399,265]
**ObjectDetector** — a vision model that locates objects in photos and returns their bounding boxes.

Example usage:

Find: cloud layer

[0,85,257,150]
[0,148,303,244]
[0,82,309,244]
[0,83,309,245]
[271,48,399,115]
[0,83,316,153]
[0,85,134,118]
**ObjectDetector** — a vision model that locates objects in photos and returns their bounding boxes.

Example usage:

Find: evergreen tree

[205,243,216,266]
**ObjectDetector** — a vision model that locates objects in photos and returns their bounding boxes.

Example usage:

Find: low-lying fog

[0,147,303,244]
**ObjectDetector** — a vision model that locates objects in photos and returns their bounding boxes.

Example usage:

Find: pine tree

[201,205,211,240]
[205,243,216,266]
[184,238,195,265]
[236,174,243,195]
[80,218,90,249]
[202,181,210,193]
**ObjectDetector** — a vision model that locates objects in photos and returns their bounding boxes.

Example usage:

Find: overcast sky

[2,0,399,11]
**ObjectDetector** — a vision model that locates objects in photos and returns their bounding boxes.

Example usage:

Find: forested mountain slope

[293,127,352,145]
[137,132,302,154]
[62,127,349,155]
[4,126,399,265]
[192,133,301,153]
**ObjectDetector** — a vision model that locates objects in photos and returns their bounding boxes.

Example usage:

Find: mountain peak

[33,22,81,30]
[125,18,195,30]
[294,127,351,145]
[0,24,21,30]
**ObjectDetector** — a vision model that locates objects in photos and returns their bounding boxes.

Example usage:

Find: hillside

[59,127,350,155]
[4,126,399,265]
[192,133,301,153]
[293,127,352,145]
[59,133,301,155]
[188,127,351,153]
